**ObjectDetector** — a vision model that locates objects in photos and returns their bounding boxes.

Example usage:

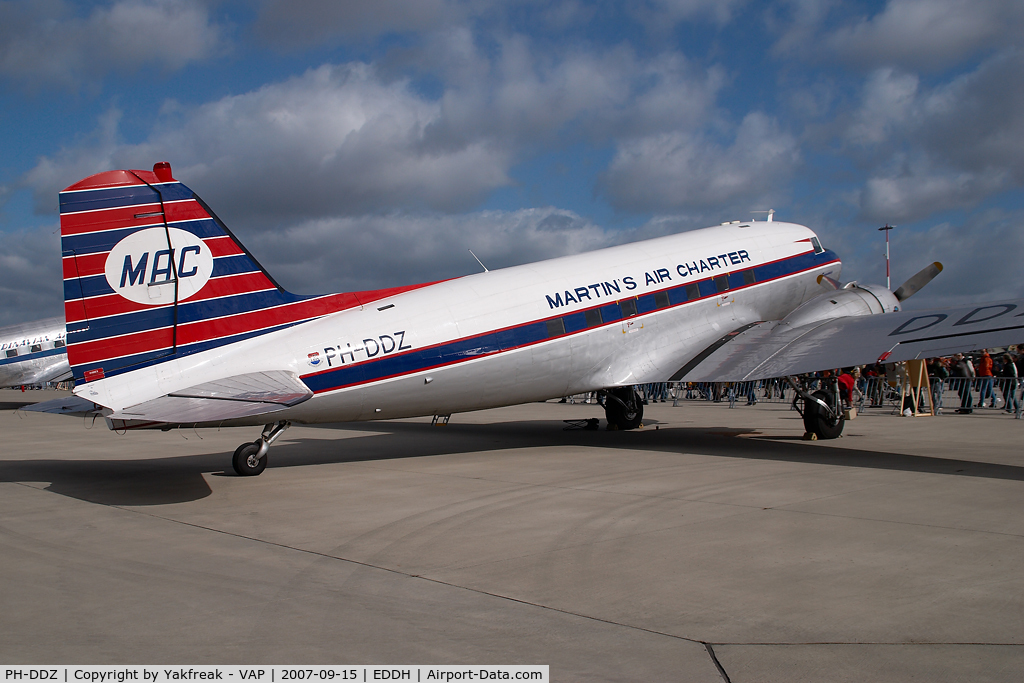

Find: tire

[232,441,267,476]
[802,389,845,439]
[605,387,643,430]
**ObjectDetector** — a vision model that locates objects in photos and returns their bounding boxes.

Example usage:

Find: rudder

[60,162,333,384]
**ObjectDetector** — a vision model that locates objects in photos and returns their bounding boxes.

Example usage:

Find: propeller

[817,262,943,301]
[893,262,943,301]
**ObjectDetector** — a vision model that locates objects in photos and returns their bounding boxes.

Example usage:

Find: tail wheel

[802,389,845,439]
[605,387,643,430]
[232,441,267,476]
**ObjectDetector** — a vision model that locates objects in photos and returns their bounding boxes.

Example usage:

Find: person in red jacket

[976,350,995,408]
[837,368,856,408]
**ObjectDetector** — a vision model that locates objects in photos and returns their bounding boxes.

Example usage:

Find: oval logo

[104,227,214,306]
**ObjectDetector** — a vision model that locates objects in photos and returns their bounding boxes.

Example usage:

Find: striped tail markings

[60,162,437,384]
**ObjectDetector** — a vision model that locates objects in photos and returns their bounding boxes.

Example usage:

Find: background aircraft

[0,317,70,388]
[31,163,1024,475]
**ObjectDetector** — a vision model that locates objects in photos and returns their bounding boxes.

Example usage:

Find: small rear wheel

[802,389,845,439]
[232,441,267,476]
[605,387,643,430]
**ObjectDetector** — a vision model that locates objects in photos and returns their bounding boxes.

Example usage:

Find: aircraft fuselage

[78,220,839,426]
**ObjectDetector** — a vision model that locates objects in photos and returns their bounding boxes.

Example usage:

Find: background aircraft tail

[60,162,386,384]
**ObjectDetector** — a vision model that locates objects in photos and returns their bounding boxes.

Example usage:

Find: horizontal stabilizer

[108,370,312,424]
[23,394,103,416]
[678,299,1024,382]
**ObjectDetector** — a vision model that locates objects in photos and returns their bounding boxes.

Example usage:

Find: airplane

[0,317,71,388]
[28,161,1024,475]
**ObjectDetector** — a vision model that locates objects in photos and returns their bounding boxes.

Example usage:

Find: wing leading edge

[679,300,1024,382]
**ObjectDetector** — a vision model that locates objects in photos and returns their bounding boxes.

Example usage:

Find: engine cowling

[781,284,900,329]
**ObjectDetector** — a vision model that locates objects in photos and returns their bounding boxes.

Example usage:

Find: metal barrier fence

[565,377,1023,415]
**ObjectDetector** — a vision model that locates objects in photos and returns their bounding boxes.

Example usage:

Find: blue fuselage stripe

[0,346,67,367]
[302,249,838,394]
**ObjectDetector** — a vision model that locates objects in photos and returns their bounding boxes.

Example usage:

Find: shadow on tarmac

[3,417,1023,507]
[0,401,39,410]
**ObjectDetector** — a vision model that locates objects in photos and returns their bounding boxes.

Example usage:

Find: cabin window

[54,340,65,348]
[30,344,42,353]
[5,349,17,358]
[810,236,825,254]
[620,299,638,317]
[714,275,730,292]
[584,309,603,327]
[685,284,700,300]
[546,318,566,337]
[743,270,756,285]
[654,291,670,309]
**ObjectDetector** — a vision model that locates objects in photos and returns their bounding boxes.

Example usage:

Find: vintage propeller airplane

[29,162,1024,475]
[0,317,70,388]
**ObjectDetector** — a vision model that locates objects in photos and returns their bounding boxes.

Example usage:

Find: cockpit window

[810,236,825,254]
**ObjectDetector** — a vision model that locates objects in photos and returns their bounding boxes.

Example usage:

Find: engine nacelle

[781,284,900,329]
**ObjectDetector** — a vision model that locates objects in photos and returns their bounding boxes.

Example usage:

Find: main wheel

[802,389,845,439]
[605,387,643,430]
[232,441,267,476]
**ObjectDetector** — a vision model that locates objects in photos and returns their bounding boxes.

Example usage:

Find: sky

[1,0,1023,326]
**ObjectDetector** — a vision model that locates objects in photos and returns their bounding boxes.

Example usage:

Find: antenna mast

[878,224,895,289]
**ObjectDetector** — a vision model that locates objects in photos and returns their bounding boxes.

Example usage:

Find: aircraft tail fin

[60,162,344,384]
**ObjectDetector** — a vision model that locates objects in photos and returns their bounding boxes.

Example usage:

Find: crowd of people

[566,348,1024,418]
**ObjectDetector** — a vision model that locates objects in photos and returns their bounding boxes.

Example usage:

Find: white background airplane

[0,317,70,388]
[34,162,1024,475]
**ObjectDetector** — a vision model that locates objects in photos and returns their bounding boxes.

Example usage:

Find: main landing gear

[604,386,644,430]
[788,376,845,440]
[232,420,291,476]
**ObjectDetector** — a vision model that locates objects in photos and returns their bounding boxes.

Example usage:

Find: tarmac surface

[2,388,1024,681]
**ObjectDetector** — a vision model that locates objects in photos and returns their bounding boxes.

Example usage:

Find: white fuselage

[75,221,840,425]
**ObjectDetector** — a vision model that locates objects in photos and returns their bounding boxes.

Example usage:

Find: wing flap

[680,299,1024,382]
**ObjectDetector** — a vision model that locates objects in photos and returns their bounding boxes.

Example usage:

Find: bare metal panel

[681,299,1024,382]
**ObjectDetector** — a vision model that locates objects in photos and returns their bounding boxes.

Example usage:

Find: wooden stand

[901,359,934,416]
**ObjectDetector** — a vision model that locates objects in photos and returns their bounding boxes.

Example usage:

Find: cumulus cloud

[23,63,515,222]
[630,0,749,28]
[825,0,1024,72]
[601,112,800,212]
[254,0,460,47]
[0,0,222,88]
[859,161,1009,222]
[849,52,1024,221]
[427,40,723,149]
[244,207,620,294]
[845,68,918,147]
[0,225,63,326]
[24,41,728,224]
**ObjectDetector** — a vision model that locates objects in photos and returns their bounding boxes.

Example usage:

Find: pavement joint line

[705,641,1024,646]
[703,643,732,683]
[106,504,716,649]
[113,505,1024,649]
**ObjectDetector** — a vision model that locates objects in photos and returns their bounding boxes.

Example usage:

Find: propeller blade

[816,274,842,291]
[893,262,943,301]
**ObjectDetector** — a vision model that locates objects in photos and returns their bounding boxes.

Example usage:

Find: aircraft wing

[677,300,1024,382]
[105,370,313,424]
